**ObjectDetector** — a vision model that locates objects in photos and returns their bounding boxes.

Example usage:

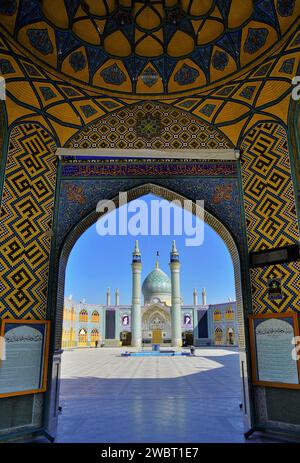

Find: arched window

[213,310,222,321]
[91,311,100,323]
[79,309,88,322]
[214,327,223,345]
[91,328,100,346]
[78,328,88,346]
[225,307,235,321]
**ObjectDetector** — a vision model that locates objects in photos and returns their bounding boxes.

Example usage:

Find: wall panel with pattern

[241,122,300,315]
[0,124,57,320]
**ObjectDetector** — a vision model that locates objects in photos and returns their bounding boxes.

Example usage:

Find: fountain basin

[121,350,191,357]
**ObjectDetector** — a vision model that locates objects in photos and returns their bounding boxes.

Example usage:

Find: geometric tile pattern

[68,102,232,150]
[0,124,56,319]
[0,106,4,165]
[1,0,299,96]
[0,26,299,148]
[250,261,300,315]
[241,123,299,252]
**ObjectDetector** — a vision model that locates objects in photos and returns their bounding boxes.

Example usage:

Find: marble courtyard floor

[56,347,248,443]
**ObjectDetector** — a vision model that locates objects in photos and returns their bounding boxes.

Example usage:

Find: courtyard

[57,347,245,443]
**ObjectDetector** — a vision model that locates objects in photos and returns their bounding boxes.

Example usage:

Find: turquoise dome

[142,265,171,304]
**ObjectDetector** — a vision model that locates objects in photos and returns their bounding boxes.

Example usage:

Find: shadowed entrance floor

[57,347,247,443]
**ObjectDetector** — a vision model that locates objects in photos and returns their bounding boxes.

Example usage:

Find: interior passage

[57,347,245,443]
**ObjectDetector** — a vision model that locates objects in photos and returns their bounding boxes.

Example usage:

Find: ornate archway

[142,305,172,342]
[44,180,253,437]
[0,0,299,443]
[52,182,246,349]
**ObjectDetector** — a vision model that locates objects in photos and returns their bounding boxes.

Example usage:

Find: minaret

[155,251,159,269]
[131,240,142,348]
[202,288,206,305]
[115,288,119,306]
[106,288,111,306]
[193,288,198,306]
[169,240,182,348]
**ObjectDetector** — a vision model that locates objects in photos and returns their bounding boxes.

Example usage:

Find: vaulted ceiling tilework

[1,22,299,147]
[0,0,299,96]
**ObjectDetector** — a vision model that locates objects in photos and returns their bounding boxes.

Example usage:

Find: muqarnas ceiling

[0,0,299,95]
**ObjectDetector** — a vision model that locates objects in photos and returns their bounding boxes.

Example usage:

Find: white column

[170,241,182,348]
[131,240,142,348]
[106,288,111,306]
[193,288,198,306]
[202,288,206,305]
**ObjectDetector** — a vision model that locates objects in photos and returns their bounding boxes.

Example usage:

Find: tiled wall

[241,122,300,315]
[0,124,57,319]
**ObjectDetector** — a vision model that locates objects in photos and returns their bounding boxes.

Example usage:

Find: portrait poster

[249,313,300,389]
[122,314,129,326]
[184,313,192,325]
[0,320,50,398]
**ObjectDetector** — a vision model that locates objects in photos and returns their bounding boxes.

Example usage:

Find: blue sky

[65,194,235,305]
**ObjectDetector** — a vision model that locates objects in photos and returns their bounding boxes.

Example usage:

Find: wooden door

[152,329,162,344]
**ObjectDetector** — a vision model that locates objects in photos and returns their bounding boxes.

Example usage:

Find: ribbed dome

[142,265,171,304]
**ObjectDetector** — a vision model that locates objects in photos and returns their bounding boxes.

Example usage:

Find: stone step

[103,339,122,347]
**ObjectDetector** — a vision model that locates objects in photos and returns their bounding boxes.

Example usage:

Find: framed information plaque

[249,313,300,389]
[0,319,50,398]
